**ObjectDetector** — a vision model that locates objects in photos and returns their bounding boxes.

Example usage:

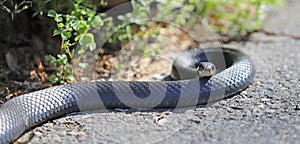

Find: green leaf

[18,5,29,12]
[61,31,71,39]
[49,75,58,84]
[53,29,61,36]
[54,16,63,22]
[57,23,64,28]
[74,35,82,42]
[57,54,68,65]
[71,49,75,57]
[80,9,87,15]
[79,33,94,46]
[78,21,88,33]
[45,55,57,63]
[47,10,56,17]
[92,15,104,27]
[89,42,96,51]
[72,21,81,31]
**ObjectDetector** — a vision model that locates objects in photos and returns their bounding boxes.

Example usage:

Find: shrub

[0,0,284,84]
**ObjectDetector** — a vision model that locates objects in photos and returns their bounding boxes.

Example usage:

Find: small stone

[156,118,168,126]
[257,103,265,109]
[260,98,270,102]
[241,90,248,95]
[154,113,168,126]
[152,74,164,80]
[275,68,281,72]
[256,81,263,86]
[295,125,300,130]
[295,104,300,111]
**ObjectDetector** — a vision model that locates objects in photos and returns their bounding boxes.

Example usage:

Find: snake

[0,47,255,143]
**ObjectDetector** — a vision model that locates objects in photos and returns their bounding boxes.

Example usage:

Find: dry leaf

[37,62,44,73]
[5,52,18,70]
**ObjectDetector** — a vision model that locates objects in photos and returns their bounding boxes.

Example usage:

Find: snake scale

[0,47,255,143]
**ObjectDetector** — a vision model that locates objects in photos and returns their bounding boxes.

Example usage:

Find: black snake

[0,47,255,143]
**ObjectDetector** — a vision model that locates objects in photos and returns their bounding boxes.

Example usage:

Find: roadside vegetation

[0,0,284,85]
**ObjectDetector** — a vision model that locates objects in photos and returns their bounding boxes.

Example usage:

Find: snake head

[197,62,216,78]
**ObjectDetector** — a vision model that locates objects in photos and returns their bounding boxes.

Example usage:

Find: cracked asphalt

[17,1,300,144]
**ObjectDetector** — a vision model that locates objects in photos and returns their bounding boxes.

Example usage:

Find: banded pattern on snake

[0,48,255,143]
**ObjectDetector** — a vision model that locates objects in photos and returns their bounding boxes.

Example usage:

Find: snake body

[0,48,255,143]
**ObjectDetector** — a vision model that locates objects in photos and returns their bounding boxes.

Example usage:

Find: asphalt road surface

[17,1,300,144]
